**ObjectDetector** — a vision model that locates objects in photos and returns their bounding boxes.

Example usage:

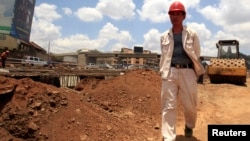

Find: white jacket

[159,26,205,79]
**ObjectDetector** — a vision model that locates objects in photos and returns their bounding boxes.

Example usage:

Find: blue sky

[30,0,250,56]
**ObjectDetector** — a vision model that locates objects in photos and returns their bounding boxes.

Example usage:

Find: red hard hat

[168,1,186,14]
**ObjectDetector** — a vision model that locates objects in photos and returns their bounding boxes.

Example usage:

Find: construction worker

[159,1,205,141]
[1,50,9,68]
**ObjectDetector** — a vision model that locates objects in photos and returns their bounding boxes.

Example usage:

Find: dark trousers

[197,75,203,84]
[1,59,6,68]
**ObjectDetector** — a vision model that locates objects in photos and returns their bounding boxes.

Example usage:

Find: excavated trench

[0,68,124,88]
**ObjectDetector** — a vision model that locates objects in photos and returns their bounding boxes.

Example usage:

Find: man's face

[169,11,185,26]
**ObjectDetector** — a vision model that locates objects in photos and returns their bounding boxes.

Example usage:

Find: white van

[85,63,98,69]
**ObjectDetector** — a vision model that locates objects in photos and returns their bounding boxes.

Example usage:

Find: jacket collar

[167,25,187,36]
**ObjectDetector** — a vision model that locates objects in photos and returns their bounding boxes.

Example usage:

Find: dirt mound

[0,76,68,140]
[75,69,162,117]
[0,69,163,141]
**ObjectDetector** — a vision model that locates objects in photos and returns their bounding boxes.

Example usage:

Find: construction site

[0,64,250,141]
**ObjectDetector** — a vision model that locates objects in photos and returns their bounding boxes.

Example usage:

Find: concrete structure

[0,35,47,60]
[55,47,160,68]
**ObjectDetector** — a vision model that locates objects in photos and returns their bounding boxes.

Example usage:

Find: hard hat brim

[168,9,186,14]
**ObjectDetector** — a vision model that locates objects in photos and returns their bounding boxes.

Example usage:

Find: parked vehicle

[98,64,113,69]
[21,56,48,67]
[127,64,139,69]
[85,63,98,69]
[207,40,247,85]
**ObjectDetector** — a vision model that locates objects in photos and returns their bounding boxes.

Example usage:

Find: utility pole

[48,41,50,61]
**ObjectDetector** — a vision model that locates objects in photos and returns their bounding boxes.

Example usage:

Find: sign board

[0,0,15,34]
[134,46,143,53]
[0,0,36,42]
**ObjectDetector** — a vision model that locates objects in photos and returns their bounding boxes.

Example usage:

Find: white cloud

[52,34,99,53]
[110,42,128,52]
[33,3,61,22]
[98,23,133,51]
[187,22,217,56]
[96,0,136,20]
[62,7,72,16]
[143,29,161,53]
[137,0,169,23]
[42,22,134,53]
[31,19,61,41]
[187,22,211,40]
[30,3,62,50]
[199,0,250,26]
[99,23,132,43]
[31,4,133,54]
[75,7,103,22]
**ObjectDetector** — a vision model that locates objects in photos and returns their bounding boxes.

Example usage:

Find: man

[159,1,205,141]
[1,50,9,68]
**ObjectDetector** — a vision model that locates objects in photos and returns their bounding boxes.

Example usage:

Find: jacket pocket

[161,40,170,53]
[185,40,195,51]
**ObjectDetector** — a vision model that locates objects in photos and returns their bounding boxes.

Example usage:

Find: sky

[29,0,250,57]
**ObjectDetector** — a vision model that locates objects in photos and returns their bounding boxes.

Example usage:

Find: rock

[28,121,39,131]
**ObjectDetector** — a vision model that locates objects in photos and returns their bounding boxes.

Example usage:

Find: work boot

[184,125,193,137]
